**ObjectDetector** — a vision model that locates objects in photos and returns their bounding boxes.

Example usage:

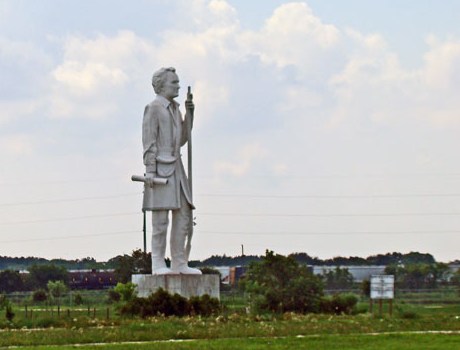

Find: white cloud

[214,143,267,177]
[47,31,155,119]
[0,134,34,156]
[178,0,239,30]
[0,99,43,125]
[53,62,128,94]
[240,2,341,75]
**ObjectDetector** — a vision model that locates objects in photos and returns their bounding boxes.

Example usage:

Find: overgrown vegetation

[241,251,360,315]
[385,262,450,289]
[322,266,355,290]
[119,288,220,317]
[241,250,324,314]
[0,294,14,322]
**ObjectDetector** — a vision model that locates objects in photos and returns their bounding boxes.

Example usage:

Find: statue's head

[152,67,180,100]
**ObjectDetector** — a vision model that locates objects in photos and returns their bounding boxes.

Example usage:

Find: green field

[0,288,459,349]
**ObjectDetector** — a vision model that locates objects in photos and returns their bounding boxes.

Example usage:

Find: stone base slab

[132,274,220,299]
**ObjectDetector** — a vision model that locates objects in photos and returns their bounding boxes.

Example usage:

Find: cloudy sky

[1,0,460,263]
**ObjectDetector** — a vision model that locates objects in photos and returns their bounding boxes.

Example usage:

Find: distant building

[229,266,247,286]
[312,266,386,283]
[214,266,230,284]
[68,269,117,289]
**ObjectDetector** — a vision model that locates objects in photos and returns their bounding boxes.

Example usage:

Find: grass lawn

[1,288,459,349]
[7,333,460,350]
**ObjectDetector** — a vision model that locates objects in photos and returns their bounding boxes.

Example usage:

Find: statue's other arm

[142,104,159,174]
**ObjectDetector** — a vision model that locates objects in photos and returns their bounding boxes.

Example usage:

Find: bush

[0,295,15,322]
[32,289,48,303]
[47,280,67,305]
[107,289,121,303]
[74,292,83,305]
[5,304,15,322]
[26,264,68,290]
[119,288,220,318]
[320,293,358,315]
[114,282,136,302]
[189,294,220,316]
[400,310,418,319]
[361,279,370,297]
[242,250,323,314]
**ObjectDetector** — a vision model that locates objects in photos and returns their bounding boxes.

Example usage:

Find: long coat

[142,95,194,210]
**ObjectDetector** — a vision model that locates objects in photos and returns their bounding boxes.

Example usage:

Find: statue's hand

[185,100,194,115]
[145,172,157,188]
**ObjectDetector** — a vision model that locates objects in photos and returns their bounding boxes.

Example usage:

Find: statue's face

[161,71,180,101]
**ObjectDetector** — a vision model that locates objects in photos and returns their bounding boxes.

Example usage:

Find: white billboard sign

[370,275,394,300]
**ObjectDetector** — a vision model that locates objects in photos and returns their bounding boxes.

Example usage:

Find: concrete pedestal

[132,274,220,299]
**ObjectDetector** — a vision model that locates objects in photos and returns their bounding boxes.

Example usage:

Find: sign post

[370,275,394,316]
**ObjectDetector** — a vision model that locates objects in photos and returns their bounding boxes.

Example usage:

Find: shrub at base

[114,282,136,302]
[319,293,358,315]
[107,289,121,303]
[119,288,220,318]
[189,294,220,317]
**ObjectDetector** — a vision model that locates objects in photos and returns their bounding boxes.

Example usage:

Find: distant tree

[0,294,14,321]
[73,292,83,305]
[403,252,436,265]
[361,279,371,297]
[289,252,322,265]
[111,250,151,283]
[367,252,435,266]
[114,282,136,302]
[26,264,68,290]
[200,254,261,267]
[47,280,68,306]
[242,250,323,314]
[32,289,48,303]
[385,262,448,289]
[451,269,460,288]
[0,270,24,292]
[323,256,366,266]
[322,267,354,290]
[199,267,221,275]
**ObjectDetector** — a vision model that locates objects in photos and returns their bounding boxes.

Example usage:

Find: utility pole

[143,210,147,253]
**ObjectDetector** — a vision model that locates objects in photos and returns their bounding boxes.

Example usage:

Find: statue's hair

[151,67,176,94]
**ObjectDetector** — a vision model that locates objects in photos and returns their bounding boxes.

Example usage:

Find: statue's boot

[152,258,172,275]
[171,260,202,275]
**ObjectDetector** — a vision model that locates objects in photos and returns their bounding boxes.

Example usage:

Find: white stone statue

[141,67,201,275]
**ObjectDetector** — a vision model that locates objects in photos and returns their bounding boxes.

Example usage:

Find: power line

[198,229,460,236]
[2,190,460,208]
[2,209,460,226]
[198,193,460,199]
[198,212,460,218]
[0,193,141,207]
[0,212,140,226]
[0,230,139,244]
[1,228,457,245]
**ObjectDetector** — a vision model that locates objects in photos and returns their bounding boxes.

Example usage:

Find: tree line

[195,251,438,267]
[1,249,459,294]
[0,250,447,273]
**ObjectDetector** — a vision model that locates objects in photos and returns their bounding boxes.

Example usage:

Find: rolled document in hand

[131,175,168,185]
